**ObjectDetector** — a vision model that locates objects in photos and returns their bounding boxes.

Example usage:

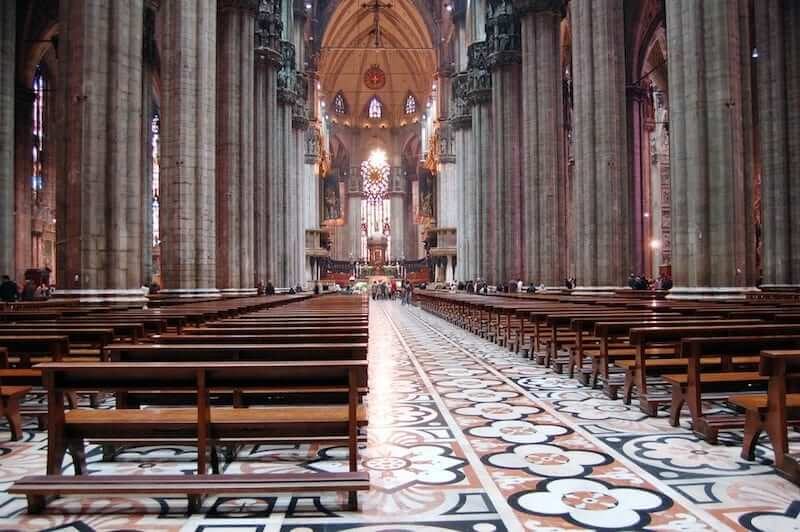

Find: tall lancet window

[333,92,346,115]
[31,66,45,204]
[404,93,416,115]
[368,96,383,119]
[151,113,160,246]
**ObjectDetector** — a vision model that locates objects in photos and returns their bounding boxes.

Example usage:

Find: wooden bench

[11,360,369,513]
[730,349,800,483]
[1,384,31,440]
[627,324,800,415]
[664,336,800,443]
[0,335,70,367]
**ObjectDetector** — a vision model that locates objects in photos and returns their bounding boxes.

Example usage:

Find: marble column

[517,0,564,286]
[487,1,523,283]
[216,0,257,293]
[14,90,33,281]
[254,0,281,287]
[755,0,800,287]
[467,42,493,282]
[160,0,218,294]
[141,2,158,285]
[389,167,406,260]
[0,0,14,277]
[56,0,146,301]
[667,0,757,294]
[570,0,630,289]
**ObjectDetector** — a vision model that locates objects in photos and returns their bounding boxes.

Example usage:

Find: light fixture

[432,82,437,90]
[321,101,326,108]
[445,3,453,12]
[751,47,759,59]
[649,239,661,249]
[643,212,649,218]
[305,2,312,10]
[316,82,321,90]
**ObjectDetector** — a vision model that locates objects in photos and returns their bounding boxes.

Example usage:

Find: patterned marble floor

[0,301,798,531]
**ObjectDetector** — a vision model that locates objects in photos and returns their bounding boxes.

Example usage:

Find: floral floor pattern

[0,301,797,531]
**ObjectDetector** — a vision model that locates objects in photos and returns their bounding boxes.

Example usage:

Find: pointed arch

[367,95,383,119]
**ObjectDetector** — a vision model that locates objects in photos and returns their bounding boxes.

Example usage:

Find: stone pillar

[216,0,257,293]
[451,70,475,280]
[467,42,493,282]
[254,0,282,287]
[389,167,406,259]
[56,0,146,301]
[0,0,14,277]
[141,2,159,285]
[160,0,218,294]
[14,90,33,281]
[570,0,630,289]
[487,0,523,283]
[756,0,800,287]
[517,0,564,286]
[667,0,757,295]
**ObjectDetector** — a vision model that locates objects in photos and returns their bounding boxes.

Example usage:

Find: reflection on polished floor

[0,301,797,531]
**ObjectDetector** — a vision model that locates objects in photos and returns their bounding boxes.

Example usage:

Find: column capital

[145,0,161,10]
[466,42,492,104]
[219,0,259,13]
[486,0,521,69]
[512,0,565,17]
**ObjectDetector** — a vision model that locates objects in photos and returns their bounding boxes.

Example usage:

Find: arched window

[151,113,160,247]
[32,66,45,203]
[404,93,416,115]
[368,96,382,119]
[333,92,346,114]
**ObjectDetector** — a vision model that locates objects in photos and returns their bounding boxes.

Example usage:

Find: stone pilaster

[756,0,800,287]
[0,0,14,277]
[56,0,147,301]
[160,0,218,294]
[216,0,257,293]
[389,167,406,259]
[487,0,523,283]
[516,0,565,286]
[570,0,630,289]
[141,6,157,285]
[254,0,282,287]
[667,0,757,295]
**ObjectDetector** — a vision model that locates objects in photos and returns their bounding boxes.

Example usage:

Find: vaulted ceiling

[319,0,437,128]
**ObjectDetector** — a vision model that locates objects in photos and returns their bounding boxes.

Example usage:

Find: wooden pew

[731,349,800,483]
[104,343,367,363]
[0,346,31,441]
[626,324,800,415]
[11,360,369,513]
[666,335,800,442]
[152,333,369,345]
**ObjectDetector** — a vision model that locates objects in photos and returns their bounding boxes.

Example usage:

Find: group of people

[0,275,52,303]
[371,278,415,304]
[627,272,673,291]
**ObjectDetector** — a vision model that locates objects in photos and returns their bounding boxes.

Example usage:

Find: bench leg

[741,409,763,461]
[102,444,117,462]
[2,396,23,441]
[26,494,46,515]
[623,370,634,405]
[210,446,220,475]
[348,490,358,512]
[187,494,203,514]
[68,438,87,475]
[669,384,685,428]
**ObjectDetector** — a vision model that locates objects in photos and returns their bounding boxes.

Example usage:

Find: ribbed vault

[319,0,436,127]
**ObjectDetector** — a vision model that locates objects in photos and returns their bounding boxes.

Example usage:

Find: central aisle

[0,300,795,531]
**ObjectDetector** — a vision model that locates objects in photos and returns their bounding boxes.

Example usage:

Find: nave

[0,301,796,531]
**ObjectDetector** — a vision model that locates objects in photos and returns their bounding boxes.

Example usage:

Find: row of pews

[417,289,800,484]
[0,293,370,513]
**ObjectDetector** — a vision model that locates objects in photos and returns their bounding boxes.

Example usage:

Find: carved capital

[466,42,492,103]
[486,0,521,69]
[219,0,259,12]
[255,0,283,61]
[512,0,565,16]
[449,71,472,128]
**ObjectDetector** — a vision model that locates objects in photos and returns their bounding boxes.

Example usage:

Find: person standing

[0,275,19,303]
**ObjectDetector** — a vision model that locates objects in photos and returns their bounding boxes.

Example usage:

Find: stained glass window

[333,92,346,114]
[359,150,391,260]
[368,96,382,119]
[151,113,160,246]
[32,66,45,203]
[404,93,416,114]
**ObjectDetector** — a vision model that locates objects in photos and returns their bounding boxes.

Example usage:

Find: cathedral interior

[0,0,799,531]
